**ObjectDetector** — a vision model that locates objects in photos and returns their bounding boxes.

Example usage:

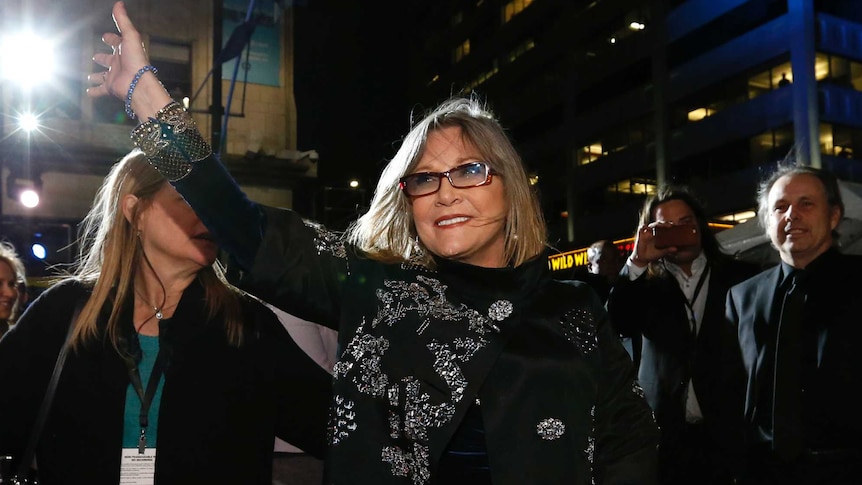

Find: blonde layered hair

[70,150,243,352]
[0,241,26,323]
[346,95,547,268]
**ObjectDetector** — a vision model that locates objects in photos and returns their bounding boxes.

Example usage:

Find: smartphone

[652,224,698,249]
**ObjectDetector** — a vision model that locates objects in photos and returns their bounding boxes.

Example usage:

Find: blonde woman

[87,3,659,483]
[0,241,25,337]
[0,152,331,484]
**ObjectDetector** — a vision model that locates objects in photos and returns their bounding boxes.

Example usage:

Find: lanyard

[683,265,710,333]
[126,349,166,453]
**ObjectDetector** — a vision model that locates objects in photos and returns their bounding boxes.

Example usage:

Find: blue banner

[222,0,281,87]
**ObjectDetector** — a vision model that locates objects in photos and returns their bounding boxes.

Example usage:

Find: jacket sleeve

[173,156,264,271]
[592,292,659,485]
[232,206,351,329]
[605,266,649,364]
[172,155,348,328]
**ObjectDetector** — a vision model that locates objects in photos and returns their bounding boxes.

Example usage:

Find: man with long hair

[607,185,758,484]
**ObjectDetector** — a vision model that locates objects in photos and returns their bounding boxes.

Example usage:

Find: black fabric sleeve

[173,156,264,270]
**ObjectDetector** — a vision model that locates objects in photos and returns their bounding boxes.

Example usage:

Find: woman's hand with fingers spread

[87,1,147,100]
[86,1,170,120]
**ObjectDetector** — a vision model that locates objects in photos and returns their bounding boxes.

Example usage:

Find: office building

[406,0,862,264]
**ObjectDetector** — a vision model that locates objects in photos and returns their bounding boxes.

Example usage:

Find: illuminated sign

[548,248,589,271]
[548,239,633,272]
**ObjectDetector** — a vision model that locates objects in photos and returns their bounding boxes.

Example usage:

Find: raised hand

[86,1,170,120]
[630,222,676,266]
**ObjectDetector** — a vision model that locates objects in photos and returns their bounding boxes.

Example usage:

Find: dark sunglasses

[398,161,496,197]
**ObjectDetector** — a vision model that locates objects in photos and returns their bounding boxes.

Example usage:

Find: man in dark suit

[726,165,862,484]
[607,186,757,485]
[585,239,623,303]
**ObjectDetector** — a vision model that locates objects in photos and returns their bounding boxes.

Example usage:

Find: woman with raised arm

[0,151,332,484]
[87,3,658,483]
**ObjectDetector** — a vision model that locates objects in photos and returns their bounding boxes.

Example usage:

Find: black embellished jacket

[173,157,659,484]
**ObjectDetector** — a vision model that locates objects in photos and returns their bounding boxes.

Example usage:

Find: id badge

[120,447,156,485]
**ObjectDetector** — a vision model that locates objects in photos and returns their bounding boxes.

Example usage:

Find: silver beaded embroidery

[327,395,357,445]
[372,276,504,335]
[304,220,348,259]
[381,443,430,484]
[560,307,598,355]
[587,405,596,484]
[632,380,646,399]
[537,418,566,440]
[402,377,455,441]
[488,299,513,321]
[333,324,390,398]
[331,272,511,483]
[388,408,401,439]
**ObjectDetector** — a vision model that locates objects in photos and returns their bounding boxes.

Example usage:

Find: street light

[0,29,55,210]
[0,32,56,89]
[16,113,39,132]
[6,171,42,208]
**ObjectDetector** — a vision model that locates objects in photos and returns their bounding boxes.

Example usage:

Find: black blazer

[726,249,862,452]
[607,257,757,461]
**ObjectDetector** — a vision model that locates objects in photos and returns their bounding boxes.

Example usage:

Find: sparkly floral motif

[401,377,456,441]
[488,299,513,321]
[560,308,598,355]
[381,443,431,484]
[304,220,348,259]
[388,408,401,439]
[372,276,501,335]
[328,394,357,445]
[333,322,390,398]
[537,418,566,440]
[329,273,503,483]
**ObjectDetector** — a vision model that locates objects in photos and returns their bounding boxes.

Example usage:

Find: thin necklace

[134,289,177,333]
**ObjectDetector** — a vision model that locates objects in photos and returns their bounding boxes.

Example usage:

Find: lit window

[467,63,499,91]
[579,143,604,165]
[508,38,535,63]
[454,39,471,62]
[503,0,533,23]
[717,210,756,224]
[815,53,829,81]
[687,108,714,122]
[609,179,656,195]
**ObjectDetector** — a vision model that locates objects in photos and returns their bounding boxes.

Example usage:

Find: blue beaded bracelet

[125,65,159,119]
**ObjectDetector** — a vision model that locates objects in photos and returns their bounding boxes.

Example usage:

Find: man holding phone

[607,185,759,485]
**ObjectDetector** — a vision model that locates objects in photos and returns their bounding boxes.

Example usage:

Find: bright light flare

[19,188,40,208]
[0,32,56,88]
[349,179,360,188]
[31,243,46,260]
[17,112,40,132]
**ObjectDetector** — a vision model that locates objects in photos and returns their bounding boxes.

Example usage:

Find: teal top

[122,334,165,449]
